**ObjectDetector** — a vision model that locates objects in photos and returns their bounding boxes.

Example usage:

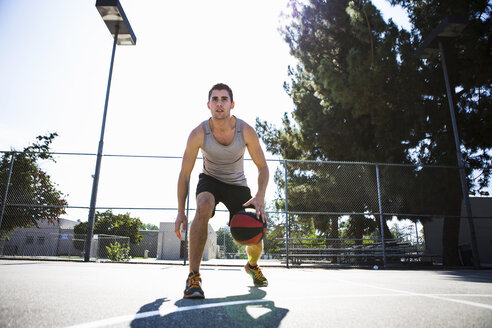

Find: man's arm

[242,122,269,223]
[175,126,203,239]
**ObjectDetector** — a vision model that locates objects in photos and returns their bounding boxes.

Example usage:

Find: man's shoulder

[240,120,257,139]
[183,123,205,150]
[190,123,205,139]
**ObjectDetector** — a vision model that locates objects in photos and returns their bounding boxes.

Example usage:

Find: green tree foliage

[74,210,143,245]
[258,0,413,245]
[0,133,67,236]
[141,223,159,230]
[262,210,287,256]
[216,227,242,256]
[274,0,420,163]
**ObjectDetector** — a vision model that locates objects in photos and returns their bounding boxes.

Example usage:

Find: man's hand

[175,213,187,239]
[242,196,267,224]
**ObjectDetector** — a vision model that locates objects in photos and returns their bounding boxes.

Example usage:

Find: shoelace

[251,266,265,280]
[188,273,201,288]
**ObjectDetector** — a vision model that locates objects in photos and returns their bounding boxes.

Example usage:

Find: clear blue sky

[0,0,411,229]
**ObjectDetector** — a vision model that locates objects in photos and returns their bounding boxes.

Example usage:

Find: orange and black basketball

[230,209,267,245]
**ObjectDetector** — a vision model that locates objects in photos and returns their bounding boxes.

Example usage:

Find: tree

[258,0,416,248]
[141,223,159,231]
[216,227,242,257]
[74,210,143,245]
[0,133,67,236]
[262,207,288,257]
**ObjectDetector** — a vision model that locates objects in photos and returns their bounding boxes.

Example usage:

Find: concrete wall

[423,197,492,266]
[157,222,217,261]
[204,225,217,261]
[130,230,158,258]
[458,197,492,265]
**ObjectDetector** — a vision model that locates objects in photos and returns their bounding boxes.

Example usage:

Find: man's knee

[247,240,263,251]
[195,192,215,219]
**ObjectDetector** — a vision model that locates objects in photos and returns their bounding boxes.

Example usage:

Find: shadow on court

[437,270,492,283]
[130,287,289,328]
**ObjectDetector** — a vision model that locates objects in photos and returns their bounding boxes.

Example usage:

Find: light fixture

[96,0,136,45]
[416,16,467,58]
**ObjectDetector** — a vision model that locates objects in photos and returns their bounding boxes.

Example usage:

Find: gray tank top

[201,117,248,187]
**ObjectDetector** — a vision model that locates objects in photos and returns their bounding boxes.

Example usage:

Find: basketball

[230,209,267,245]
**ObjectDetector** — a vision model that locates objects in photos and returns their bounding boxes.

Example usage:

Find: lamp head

[96,0,136,45]
[416,16,467,58]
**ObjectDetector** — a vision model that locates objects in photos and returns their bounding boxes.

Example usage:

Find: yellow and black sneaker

[245,263,268,287]
[184,271,205,299]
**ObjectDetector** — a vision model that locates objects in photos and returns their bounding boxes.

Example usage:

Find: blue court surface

[1,260,491,327]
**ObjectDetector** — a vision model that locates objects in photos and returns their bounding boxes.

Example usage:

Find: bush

[105,242,131,262]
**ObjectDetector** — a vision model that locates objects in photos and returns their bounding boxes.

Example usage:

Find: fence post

[284,159,289,268]
[0,153,15,231]
[375,164,387,267]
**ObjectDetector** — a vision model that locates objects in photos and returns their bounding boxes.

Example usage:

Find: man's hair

[208,83,233,103]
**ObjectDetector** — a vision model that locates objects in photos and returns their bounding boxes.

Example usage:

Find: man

[174,83,269,299]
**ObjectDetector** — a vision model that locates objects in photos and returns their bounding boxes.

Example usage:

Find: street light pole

[437,41,480,268]
[84,27,119,262]
[84,0,136,262]
[416,16,480,268]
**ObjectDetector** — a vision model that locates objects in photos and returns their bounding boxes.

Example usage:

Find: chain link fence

[1,151,491,267]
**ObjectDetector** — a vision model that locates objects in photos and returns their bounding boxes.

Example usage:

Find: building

[0,219,216,262]
[423,197,492,266]
[0,218,81,257]
[157,222,217,261]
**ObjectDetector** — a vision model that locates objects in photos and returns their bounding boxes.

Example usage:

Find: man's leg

[245,240,268,287]
[221,184,268,287]
[246,240,263,266]
[189,192,215,273]
[184,192,215,299]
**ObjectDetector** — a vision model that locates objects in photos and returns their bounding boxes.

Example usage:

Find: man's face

[207,89,235,119]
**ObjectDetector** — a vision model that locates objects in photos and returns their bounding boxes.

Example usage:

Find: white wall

[157,222,217,261]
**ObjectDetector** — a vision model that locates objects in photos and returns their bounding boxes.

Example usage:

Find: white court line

[329,276,492,311]
[297,293,492,300]
[66,299,271,328]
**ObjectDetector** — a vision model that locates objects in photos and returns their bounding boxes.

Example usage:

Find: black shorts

[196,173,254,221]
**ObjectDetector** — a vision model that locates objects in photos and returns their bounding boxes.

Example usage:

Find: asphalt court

[1,260,492,327]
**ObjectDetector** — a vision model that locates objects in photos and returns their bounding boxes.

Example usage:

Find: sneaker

[184,271,205,299]
[245,263,268,287]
